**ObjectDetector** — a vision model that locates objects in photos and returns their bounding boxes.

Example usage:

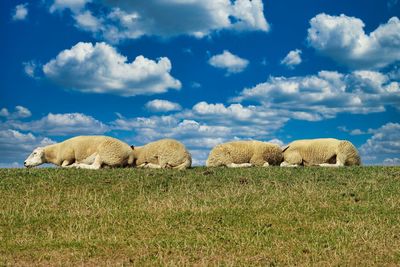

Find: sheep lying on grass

[206,140,283,168]
[281,138,361,167]
[24,136,134,169]
[132,139,191,170]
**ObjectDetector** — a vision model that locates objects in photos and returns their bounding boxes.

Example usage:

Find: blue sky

[1,0,399,167]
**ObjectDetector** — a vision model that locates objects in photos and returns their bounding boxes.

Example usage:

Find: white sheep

[206,140,283,168]
[280,138,361,167]
[24,135,134,169]
[132,139,191,170]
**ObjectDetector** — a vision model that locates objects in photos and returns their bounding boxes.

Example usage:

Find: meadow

[0,167,399,266]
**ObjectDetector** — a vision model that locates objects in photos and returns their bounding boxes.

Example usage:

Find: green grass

[0,167,399,266]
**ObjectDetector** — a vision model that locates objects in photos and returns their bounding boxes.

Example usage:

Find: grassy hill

[0,167,399,266]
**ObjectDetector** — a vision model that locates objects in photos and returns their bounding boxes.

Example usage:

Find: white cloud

[43,42,181,97]
[383,158,400,165]
[233,70,400,121]
[15,106,32,119]
[208,50,249,75]
[12,3,28,21]
[338,126,369,135]
[50,0,91,13]
[48,0,269,42]
[350,129,367,135]
[192,102,253,120]
[73,10,101,32]
[268,138,285,147]
[0,129,55,165]
[0,103,283,166]
[191,82,202,88]
[10,113,109,136]
[281,49,302,69]
[23,61,39,78]
[307,14,400,69]
[0,109,110,165]
[0,106,31,120]
[0,162,22,168]
[0,108,10,117]
[359,123,400,165]
[112,101,287,165]
[146,99,182,112]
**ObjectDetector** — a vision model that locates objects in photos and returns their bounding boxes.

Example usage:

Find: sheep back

[59,136,134,166]
[283,138,360,166]
[206,140,282,167]
[135,139,191,168]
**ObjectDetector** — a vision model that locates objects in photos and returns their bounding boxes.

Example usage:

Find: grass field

[0,167,399,266]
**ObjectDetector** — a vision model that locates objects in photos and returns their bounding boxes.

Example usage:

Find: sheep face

[24,147,45,168]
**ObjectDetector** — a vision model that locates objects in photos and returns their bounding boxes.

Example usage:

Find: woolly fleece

[282,138,361,166]
[206,140,283,167]
[132,139,191,170]
[24,135,134,169]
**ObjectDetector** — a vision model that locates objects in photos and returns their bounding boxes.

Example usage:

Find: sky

[1,0,399,167]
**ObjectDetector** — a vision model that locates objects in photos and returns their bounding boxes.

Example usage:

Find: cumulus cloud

[307,14,400,69]
[112,101,286,165]
[145,99,182,112]
[10,113,109,136]
[14,106,32,119]
[48,0,269,42]
[0,108,109,165]
[359,123,400,165]
[233,70,400,121]
[383,158,400,165]
[0,129,55,166]
[0,106,32,120]
[0,102,286,165]
[73,10,101,32]
[43,42,181,97]
[208,50,249,75]
[281,49,302,69]
[12,3,28,21]
[350,129,367,135]
[50,0,91,13]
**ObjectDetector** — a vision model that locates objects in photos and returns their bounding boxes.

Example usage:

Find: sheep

[24,135,134,169]
[280,138,361,167]
[131,139,191,170]
[206,140,283,168]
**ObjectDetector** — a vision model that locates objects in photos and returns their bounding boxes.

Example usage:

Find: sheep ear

[130,145,135,150]
[282,145,290,152]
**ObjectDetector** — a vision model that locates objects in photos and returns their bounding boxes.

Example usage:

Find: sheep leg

[319,158,344,167]
[281,151,302,167]
[227,163,252,168]
[141,163,162,169]
[136,163,147,168]
[318,163,339,167]
[280,161,300,167]
[262,162,270,167]
[72,155,102,170]
[61,160,72,167]
[64,162,80,168]
[73,162,102,170]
